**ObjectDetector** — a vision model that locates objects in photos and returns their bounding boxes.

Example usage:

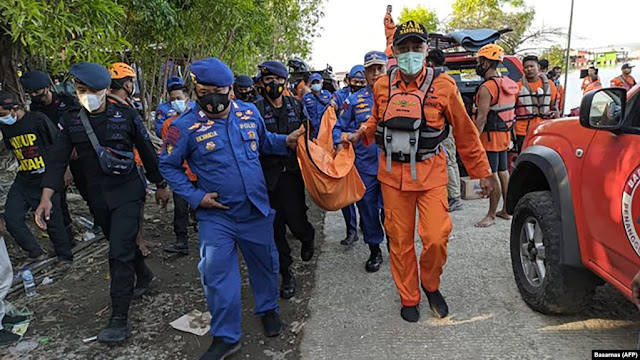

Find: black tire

[510,191,598,314]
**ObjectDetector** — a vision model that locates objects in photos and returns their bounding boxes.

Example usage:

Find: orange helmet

[477,44,505,62]
[109,62,136,79]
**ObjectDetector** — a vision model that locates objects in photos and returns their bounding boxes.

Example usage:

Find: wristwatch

[156,180,168,189]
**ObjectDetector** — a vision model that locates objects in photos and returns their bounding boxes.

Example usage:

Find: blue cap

[19,71,51,91]
[69,62,111,90]
[190,57,234,87]
[167,76,185,88]
[364,51,388,68]
[235,75,254,88]
[259,61,288,79]
[349,65,365,79]
[310,73,323,83]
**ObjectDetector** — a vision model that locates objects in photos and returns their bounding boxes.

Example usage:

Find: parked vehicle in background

[506,85,640,313]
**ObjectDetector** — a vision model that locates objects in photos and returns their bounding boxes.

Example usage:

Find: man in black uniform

[20,71,80,240]
[20,70,103,238]
[0,90,73,266]
[256,61,315,300]
[34,62,170,343]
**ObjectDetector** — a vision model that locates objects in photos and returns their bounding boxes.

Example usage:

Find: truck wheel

[510,191,597,314]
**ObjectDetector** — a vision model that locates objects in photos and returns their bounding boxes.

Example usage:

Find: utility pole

[562,0,575,116]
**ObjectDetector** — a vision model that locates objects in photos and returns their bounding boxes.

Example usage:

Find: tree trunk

[0,32,23,101]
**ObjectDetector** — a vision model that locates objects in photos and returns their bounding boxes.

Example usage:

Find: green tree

[540,45,567,71]
[447,0,535,53]
[0,0,325,111]
[398,5,439,33]
[0,0,129,94]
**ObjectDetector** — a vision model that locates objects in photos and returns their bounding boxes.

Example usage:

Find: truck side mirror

[579,88,626,131]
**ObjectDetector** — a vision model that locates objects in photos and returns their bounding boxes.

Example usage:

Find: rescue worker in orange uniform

[383,5,396,59]
[610,63,636,91]
[472,44,518,228]
[514,55,558,153]
[108,62,153,257]
[581,66,602,95]
[345,21,495,322]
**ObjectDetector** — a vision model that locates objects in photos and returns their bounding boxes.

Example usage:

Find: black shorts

[487,151,508,173]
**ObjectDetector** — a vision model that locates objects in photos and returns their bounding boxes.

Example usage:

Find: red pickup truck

[506,85,640,313]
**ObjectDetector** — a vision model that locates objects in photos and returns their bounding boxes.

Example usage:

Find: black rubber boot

[400,306,420,322]
[163,242,189,255]
[422,286,449,318]
[260,309,282,337]
[97,314,130,343]
[199,337,241,360]
[365,245,383,273]
[340,233,359,246]
[280,270,296,299]
[301,236,315,262]
[133,269,154,299]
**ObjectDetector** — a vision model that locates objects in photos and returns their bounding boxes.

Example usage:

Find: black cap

[235,75,254,88]
[622,63,635,70]
[0,90,19,109]
[19,70,51,91]
[393,20,428,45]
[69,62,111,90]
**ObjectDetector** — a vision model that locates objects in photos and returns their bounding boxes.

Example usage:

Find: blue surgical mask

[171,99,188,113]
[0,113,17,125]
[396,51,425,76]
[311,83,322,92]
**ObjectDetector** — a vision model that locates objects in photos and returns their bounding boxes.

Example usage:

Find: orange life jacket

[515,74,555,121]
[612,75,635,91]
[374,67,449,180]
[583,78,602,95]
[473,76,518,132]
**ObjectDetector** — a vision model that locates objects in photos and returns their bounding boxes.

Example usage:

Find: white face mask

[171,99,188,113]
[78,90,106,112]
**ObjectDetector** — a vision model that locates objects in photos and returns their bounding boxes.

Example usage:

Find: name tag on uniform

[196,131,218,142]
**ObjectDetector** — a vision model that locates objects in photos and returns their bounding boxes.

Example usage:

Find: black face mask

[349,85,364,94]
[237,89,256,103]
[264,82,285,100]
[31,91,46,104]
[198,92,230,114]
[475,63,489,77]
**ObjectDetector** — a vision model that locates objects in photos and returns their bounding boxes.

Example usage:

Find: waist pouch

[80,110,135,176]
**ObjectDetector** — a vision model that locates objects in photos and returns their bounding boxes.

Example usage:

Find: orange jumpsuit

[360,69,491,306]
[384,13,396,59]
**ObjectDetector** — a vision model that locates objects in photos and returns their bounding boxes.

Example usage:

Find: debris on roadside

[169,310,211,336]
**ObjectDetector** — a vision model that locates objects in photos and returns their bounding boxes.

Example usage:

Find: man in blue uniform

[233,75,257,103]
[255,61,316,300]
[35,62,170,343]
[333,51,388,272]
[302,73,331,139]
[159,57,304,360]
[329,65,367,246]
[154,76,196,137]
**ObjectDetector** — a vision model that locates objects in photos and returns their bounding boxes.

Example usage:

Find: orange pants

[381,184,452,307]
